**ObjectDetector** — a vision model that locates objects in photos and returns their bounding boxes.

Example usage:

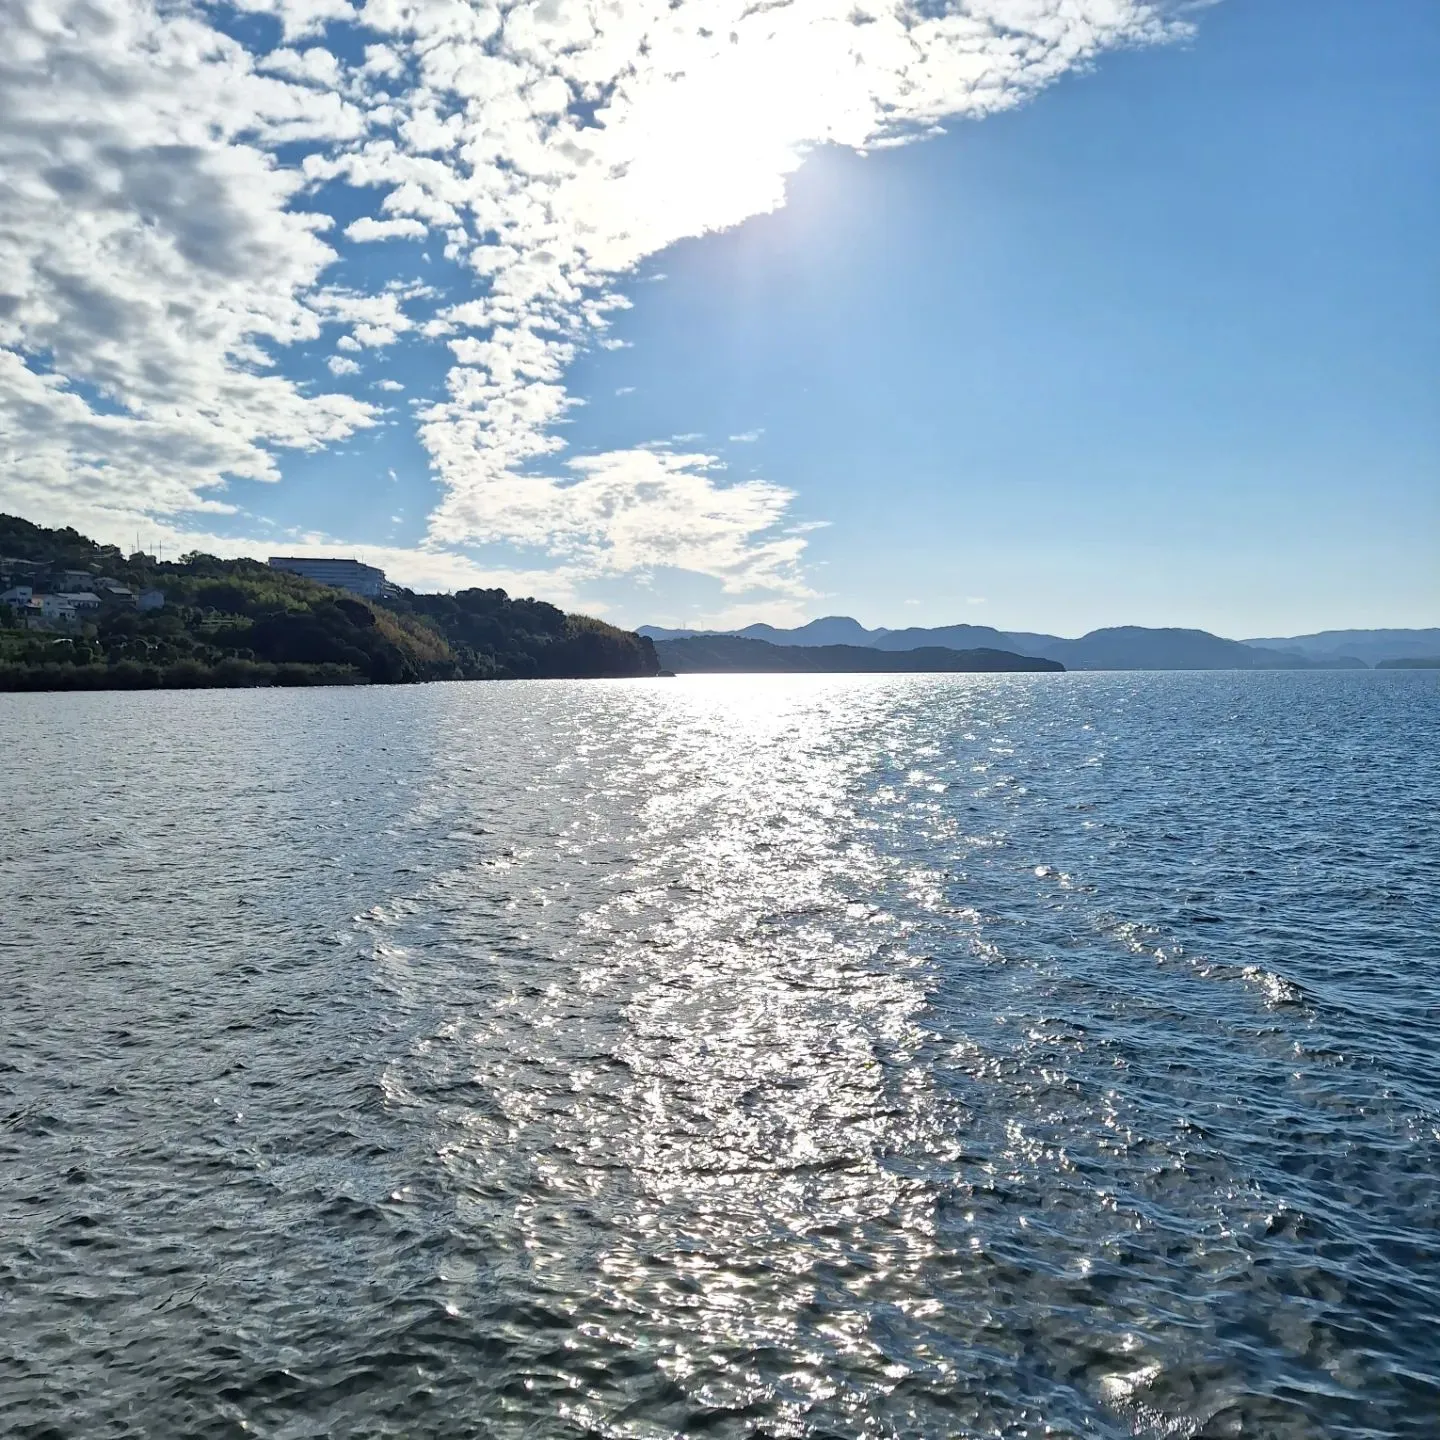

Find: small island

[653,635,1063,673]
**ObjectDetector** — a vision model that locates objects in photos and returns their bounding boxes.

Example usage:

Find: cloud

[258,46,343,88]
[374,379,405,392]
[422,445,812,597]
[327,355,361,375]
[345,216,429,243]
[729,429,764,444]
[0,0,377,527]
[0,0,1191,607]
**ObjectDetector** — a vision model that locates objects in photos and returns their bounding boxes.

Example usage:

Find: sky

[2,0,1436,636]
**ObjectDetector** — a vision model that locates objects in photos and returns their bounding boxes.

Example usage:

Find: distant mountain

[1040,626,1358,671]
[736,615,881,647]
[639,618,886,647]
[1245,629,1440,666]
[640,616,1374,670]
[654,636,1062,674]
[1377,656,1440,669]
[868,623,1018,652]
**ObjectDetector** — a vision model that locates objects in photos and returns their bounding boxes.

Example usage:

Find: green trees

[0,513,661,690]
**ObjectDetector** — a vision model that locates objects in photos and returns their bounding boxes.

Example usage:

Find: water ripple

[2,672,1437,1437]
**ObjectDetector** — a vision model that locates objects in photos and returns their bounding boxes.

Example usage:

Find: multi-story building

[267,556,388,597]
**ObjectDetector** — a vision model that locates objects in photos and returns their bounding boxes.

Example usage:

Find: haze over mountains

[639,619,1440,670]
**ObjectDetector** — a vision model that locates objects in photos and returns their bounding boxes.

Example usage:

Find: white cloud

[259,46,343,89]
[345,216,429,242]
[0,0,376,527]
[0,0,1191,608]
[230,0,356,43]
[374,379,405,392]
[310,289,416,348]
[729,429,764,444]
[327,355,361,374]
[333,0,1186,601]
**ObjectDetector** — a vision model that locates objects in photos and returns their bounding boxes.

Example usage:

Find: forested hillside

[0,515,659,689]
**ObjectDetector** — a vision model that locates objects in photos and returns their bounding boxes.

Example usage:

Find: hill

[0,514,659,690]
[640,616,1372,669]
[1245,629,1440,666]
[654,635,1062,674]
[869,623,1017,652]
[735,616,880,647]
[1037,626,1362,671]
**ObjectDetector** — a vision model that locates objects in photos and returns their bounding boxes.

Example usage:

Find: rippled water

[3,672,1438,1438]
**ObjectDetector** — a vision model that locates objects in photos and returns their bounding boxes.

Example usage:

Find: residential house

[0,557,42,585]
[2,584,34,608]
[96,580,136,605]
[137,588,165,612]
[39,595,77,623]
[56,569,97,591]
[56,592,103,613]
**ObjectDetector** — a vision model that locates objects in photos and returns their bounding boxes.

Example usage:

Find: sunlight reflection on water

[2,672,1438,1438]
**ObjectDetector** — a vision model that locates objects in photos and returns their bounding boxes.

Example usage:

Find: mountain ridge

[638,618,1408,670]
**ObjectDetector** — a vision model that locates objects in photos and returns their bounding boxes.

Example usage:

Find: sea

[2,671,1436,1439]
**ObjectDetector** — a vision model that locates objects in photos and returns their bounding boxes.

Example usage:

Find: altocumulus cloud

[0,0,1188,601]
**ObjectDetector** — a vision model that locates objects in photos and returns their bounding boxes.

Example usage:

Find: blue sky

[3,0,1436,635]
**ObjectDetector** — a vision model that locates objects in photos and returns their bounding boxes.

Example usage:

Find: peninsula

[654,635,1062,674]
[0,514,660,690]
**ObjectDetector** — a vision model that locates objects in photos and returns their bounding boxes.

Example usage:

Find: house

[1,584,34,608]
[96,580,136,605]
[56,568,97,591]
[1,559,38,586]
[39,595,77,622]
[56,591,103,612]
[137,588,165,612]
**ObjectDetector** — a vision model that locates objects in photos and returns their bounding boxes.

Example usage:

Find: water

[2,672,1437,1439]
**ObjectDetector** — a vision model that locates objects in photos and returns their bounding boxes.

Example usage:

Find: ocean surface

[2,671,1437,1439]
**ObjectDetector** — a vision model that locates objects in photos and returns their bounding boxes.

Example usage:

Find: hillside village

[2,552,166,630]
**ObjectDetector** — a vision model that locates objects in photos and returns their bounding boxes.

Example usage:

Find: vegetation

[1376,657,1440,669]
[0,514,659,691]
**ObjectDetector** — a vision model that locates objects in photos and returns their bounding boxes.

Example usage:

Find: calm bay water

[2,671,1437,1438]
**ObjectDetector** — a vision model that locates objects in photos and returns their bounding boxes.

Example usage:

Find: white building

[2,585,33,607]
[137,589,165,611]
[55,591,102,612]
[268,556,387,597]
[39,595,77,622]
